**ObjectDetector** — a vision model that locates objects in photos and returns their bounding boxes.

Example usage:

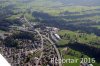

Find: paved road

[42,35,62,66]
[35,30,44,66]
[23,16,44,66]
[23,15,32,27]
[23,16,62,66]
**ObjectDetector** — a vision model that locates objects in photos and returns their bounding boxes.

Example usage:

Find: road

[23,16,44,66]
[23,15,32,27]
[35,30,44,66]
[23,16,62,66]
[42,35,62,66]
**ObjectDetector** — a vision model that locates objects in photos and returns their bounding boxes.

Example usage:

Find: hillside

[1,0,100,8]
[0,0,100,66]
[14,0,100,6]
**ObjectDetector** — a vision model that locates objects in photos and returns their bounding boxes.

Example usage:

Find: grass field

[57,30,100,47]
[59,45,100,66]
[59,48,90,66]
[57,30,100,66]
[91,25,100,29]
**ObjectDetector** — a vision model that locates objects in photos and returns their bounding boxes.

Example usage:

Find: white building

[54,34,61,39]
